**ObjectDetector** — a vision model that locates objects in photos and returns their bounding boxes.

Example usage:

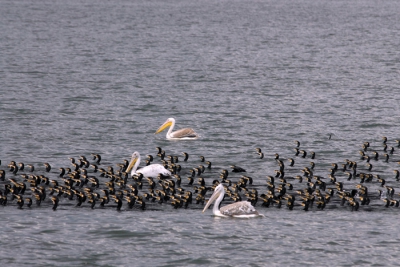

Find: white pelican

[202,184,263,218]
[155,118,199,140]
[126,151,171,178]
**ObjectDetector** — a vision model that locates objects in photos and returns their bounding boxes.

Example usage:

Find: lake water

[1,0,400,266]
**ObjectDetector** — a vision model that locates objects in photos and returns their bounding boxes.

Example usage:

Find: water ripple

[2,0,400,266]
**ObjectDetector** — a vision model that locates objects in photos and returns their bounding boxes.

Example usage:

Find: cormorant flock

[1,137,400,214]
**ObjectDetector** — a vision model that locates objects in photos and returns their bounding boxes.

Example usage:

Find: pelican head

[155,118,174,134]
[126,152,140,173]
[202,184,224,213]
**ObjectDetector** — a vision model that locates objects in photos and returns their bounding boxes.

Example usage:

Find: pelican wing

[170,128,198,139]
[220,201,260,217]
[136,164,171,177]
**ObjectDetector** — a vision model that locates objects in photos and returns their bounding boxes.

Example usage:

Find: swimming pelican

[155,118,199,140]
[202,184,263,218]
[126,151,171,178]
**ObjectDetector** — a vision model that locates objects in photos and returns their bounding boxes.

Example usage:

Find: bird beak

[202,191,220,213]
[155,120,172,134]
[126,157,138,173]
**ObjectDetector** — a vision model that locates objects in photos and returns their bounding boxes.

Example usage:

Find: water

[1,0,400,266]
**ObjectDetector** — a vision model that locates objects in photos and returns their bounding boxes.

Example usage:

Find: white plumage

[155,118,199,140]
[202,184,263,218]
[126,151,171,178]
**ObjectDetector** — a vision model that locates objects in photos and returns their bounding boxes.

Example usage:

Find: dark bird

[25,198,32,208]
[294,175,303,183]
[27,164,35,172]
[124,195,136,209]
[71,163,79,172]
[51,196,59,211]
[15,195,24,209]
[396,140,400,148]
[231,165,246,173]
[8,164,18,175]
[394,170,399,181]
[157,150,166,160]
[242,176,253,185]
[18,162,24,171]
[383,154,389,163]
[310,162,315,170]
[220,169,229,179]
[2,195,7,206]
[88,196,96,209]
[92,153,102,164]
[206,161,212,169]
[59,168,66,177]
[44,163,51,172]
[366,163,373,171]
[382,136,387,144]
[111,195,123,211]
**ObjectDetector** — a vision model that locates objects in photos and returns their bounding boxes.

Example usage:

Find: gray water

[1,0,400,266]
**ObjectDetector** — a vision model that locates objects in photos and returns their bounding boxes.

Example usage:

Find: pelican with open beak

[126,152,171,178]
[202,184,263,218]
[155,118,199,140]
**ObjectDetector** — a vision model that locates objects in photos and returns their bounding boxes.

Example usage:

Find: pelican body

[155,118,199,140]
[202,184,263,218]
[126,152,171,178]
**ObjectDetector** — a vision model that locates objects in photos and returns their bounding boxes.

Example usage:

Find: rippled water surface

[1,0,400,266]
